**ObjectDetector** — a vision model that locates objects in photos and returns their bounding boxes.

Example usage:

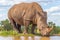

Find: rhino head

[40,26,53,36]
[37,11,53,36]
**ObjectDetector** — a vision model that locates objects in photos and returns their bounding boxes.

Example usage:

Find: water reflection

[24,36,28,40]
[13,36,20,40]
[0,36,60,40]
[13,36,60,40]
[31,36,34,40]
[13,36,35,40]
[40,36,50,40]
[13,36,50,40]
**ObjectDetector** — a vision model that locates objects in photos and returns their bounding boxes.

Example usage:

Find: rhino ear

[44,11,47,14]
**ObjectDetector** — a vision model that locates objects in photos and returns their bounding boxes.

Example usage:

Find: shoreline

[52,34,60,36]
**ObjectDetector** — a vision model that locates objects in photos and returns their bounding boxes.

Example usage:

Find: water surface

[0,36,60,40]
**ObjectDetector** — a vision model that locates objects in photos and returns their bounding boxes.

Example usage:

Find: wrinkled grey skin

[8,2,53,36]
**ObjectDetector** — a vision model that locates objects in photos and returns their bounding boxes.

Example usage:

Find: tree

[0,19,13,31]
[48,22,60,35]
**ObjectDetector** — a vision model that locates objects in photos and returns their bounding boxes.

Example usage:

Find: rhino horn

[48,26,53,32]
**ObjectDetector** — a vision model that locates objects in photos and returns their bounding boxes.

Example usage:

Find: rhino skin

[8,2,53,36]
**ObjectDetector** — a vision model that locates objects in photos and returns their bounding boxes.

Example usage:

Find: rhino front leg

[31,24,36,34]
[23,20,30,34]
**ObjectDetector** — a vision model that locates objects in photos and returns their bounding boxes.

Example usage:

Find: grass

[0,30,18,36]
[0,30,35,36]
[0,30,60,36]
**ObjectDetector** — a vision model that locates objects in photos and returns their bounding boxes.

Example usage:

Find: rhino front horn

[49,26,53,32]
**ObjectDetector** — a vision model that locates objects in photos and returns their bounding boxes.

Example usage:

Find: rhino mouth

[40,26,53,36]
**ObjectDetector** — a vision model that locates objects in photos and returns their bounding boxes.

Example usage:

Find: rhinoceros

[8,2,53,36]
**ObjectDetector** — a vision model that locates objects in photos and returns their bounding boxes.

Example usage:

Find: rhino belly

[13,17,23,25]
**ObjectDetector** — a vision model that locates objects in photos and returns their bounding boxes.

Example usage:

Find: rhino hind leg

[16,24,22,33]
[9,19,21,33]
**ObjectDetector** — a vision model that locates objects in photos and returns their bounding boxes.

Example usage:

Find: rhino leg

[9,18,21,33]
[23,20,30,34]
[31,24,36,34]
[16,24,22,33]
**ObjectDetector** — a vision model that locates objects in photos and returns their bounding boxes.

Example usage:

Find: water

[0,36,13,40]
[0,36,60,40]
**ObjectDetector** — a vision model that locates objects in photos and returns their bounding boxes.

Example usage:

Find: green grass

[0,31,35,36]
[0,30,18,36]
[1,30,60,36]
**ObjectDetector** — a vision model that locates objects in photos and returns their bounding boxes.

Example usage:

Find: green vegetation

[48,22,60,35]
[0,19,60,36]
[0,30,17,36]
[0,30,34,36]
